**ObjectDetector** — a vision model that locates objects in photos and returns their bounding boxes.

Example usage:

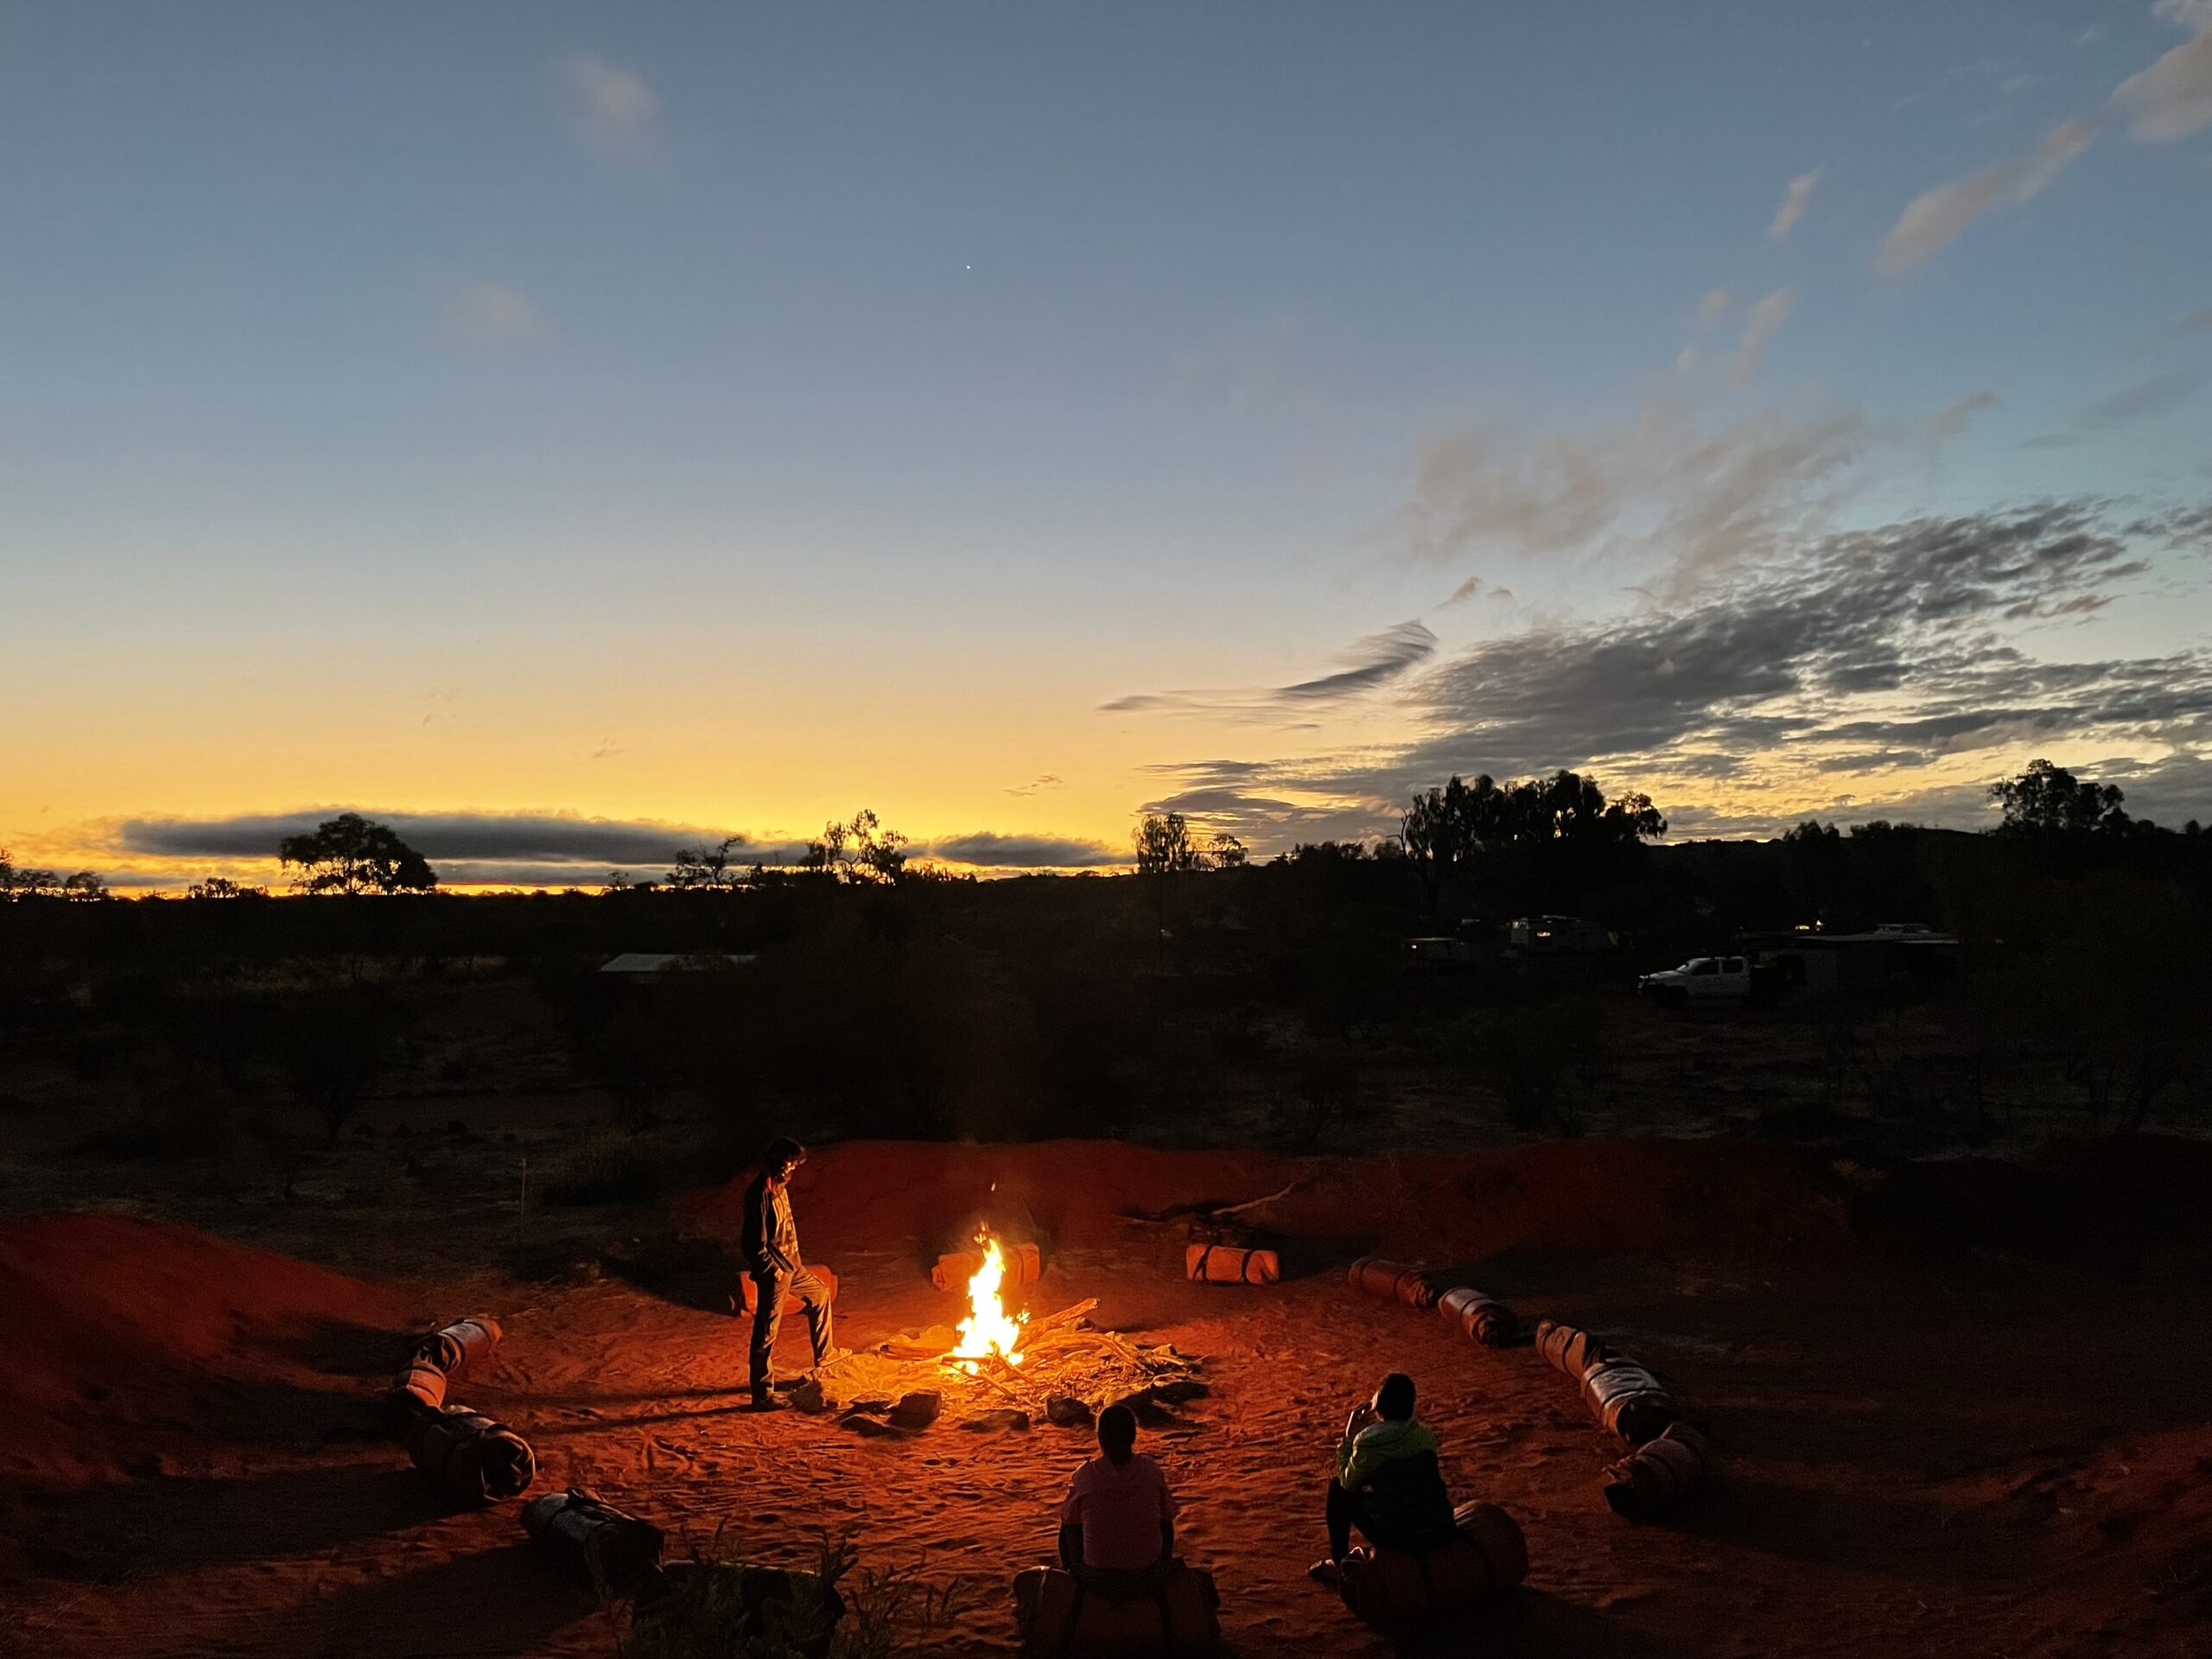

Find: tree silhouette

[0,850,60,899]
[804,810,908,884]
[1133,812,1203,879]
[1402,769,1665,913]
[1990,759,2134,838]
[1402,776,1492,912]
[669,836,747,889]
[266,988,404,1141]
[277,814,437,895]
[187,875,267,899]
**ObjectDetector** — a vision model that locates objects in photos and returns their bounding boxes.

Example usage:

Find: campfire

[949,1231,1027,1371]
[824,1226,1205,1423]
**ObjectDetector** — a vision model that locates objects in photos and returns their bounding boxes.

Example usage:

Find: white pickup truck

[1637,955,1774,1007]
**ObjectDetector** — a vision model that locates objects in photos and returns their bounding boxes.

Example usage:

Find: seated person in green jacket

[1309,1370,1458,1586]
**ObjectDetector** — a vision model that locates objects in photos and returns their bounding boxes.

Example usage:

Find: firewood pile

[822,1298,1205,1424]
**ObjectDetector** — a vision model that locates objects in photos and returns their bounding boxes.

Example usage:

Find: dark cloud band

[114,810,751,867]
[925,832,1123,868]
[1137,498,2212,844]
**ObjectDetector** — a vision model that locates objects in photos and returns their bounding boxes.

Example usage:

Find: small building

[1506,915,1615,954]
[1745,923,1959,999]
[598,951,758,977]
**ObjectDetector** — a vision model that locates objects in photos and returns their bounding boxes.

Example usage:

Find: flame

[950,1230,1027,1368]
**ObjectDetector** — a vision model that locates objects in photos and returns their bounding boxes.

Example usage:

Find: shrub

[538,1128,668,1207]
[606,1531,966,1659]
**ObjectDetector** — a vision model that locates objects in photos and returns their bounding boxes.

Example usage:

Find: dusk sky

[6,3,2211,888]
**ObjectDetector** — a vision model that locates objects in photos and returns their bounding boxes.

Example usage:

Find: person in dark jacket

[740,1136,842,1410]
[1308,1371,1457,1586]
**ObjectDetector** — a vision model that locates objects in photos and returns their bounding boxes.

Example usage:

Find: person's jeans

[1325,1478,1368,1560]
[748,1265,834,1397]
[1327,1476,1461,1559]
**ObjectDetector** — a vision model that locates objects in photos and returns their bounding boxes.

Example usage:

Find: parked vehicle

[1407,934,1481,969]
[1637,955,1777,1007]
[1507,915,1614,954]
[1407,918,1491,971]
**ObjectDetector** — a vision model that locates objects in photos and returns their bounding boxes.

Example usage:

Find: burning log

[1184,1244,1279,1285]
[1603,1421,1709,1520]
[1436,1286,1516,1346]
[841,1229,1200,1424]
[1346,1257,1438,1309]
[412,1316,502,1378]
[1336,1501,1527,1630]
[838,1294,1196,1423]
[944,1230,1041,1381]
[405,1405,537,1503]
[521,1486,664,1594]
[1580,1357,1679,1446]
[1535,1319,1612,1377]
[933,1238,1041,1293]
[1014,1562,1221,1658]
[736,1264,839,1314]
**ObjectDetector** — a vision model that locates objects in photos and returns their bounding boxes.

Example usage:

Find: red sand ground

[3,1139,2209,1658]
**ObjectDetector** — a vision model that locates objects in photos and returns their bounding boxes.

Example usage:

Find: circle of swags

[372,1240,1707,1652]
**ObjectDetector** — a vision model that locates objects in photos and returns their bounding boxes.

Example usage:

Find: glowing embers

[948,1230,1028,1371]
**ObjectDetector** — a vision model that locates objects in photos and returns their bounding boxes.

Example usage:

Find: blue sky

[3,3,2209,885]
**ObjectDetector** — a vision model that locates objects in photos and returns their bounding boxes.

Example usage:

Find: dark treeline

[2,761,2206,1187]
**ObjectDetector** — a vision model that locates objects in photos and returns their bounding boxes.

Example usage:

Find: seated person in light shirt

[1057,1404,1177,1586]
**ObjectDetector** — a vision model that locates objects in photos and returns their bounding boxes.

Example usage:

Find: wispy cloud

[1729,286,1798,385]
[1277,621,1440,702]
[1876,118,2095,273]
[2075,366,2212,429]
[559,54,661,156]
[2113,24,2212,140]
[1100,620,1437,717]
[1160,312,1332,419]
[1003,774,1066,798]
[2028,367,2212,446]
[1768,171,1820,240]
[1929,389,1999,438]
[1133,500,2210,847]
[1697,289,1732,329]
[443,282,543,348]
[1399,397,1867,597]
[2162,307,2212,340]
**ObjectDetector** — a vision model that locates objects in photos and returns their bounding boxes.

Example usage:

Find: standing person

[740,1136,843,1411]
[1057,1404,1177,1589]
[1309,1371,1456,1586]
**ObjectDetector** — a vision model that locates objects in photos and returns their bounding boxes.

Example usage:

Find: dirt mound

[678,1137,1853,1268]
[1837,1134,2212,1262]
[0,1212,413,1488]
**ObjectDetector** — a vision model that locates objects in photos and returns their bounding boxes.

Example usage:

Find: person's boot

[747,1392,788,1412]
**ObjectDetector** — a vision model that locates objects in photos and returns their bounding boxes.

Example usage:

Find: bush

[539,1128,669,1207]
[607,1532,967,1659]
[74,1091,236,1162]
